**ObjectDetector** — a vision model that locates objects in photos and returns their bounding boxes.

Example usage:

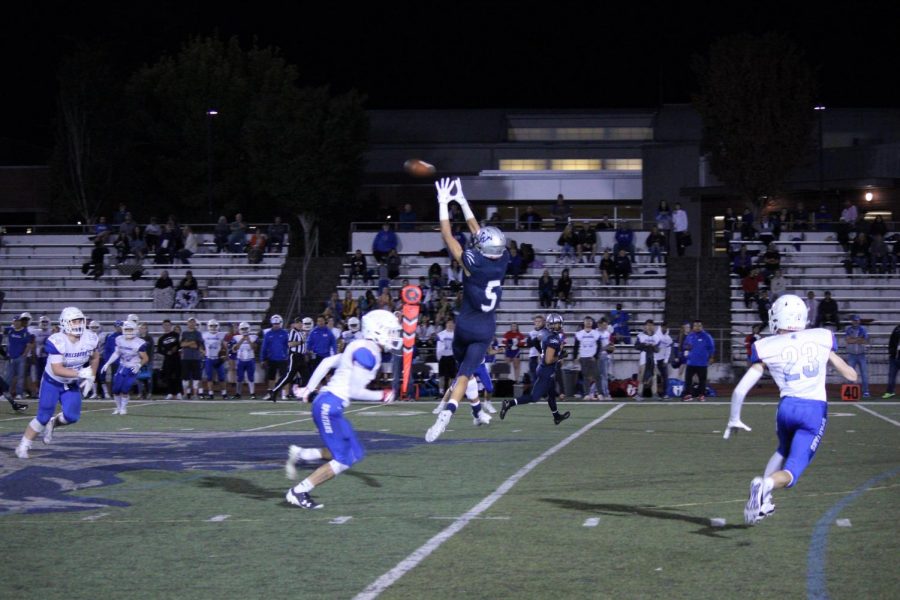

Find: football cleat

[285,489,322,510]
[744,476,772,525]
[553,411,571,425]
[499,399,513,420]
[43,416,56,444]
[10,400,28,412]
[432,400,447,415]
[425,409,452,443]
[285,445,303,480]
[473,410,492,427]
[482,400,497,414]
[681,395,693,402]
[112,408,120,415]
[759,495,776,520]
[15,443,29,459]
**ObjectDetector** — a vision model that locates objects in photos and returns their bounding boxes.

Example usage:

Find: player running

[500,313,570,424]
[283,310,401,509]
[724,294,858,525]
[100,320,149,415]
[425,178,509,442]
[15,307,99,458]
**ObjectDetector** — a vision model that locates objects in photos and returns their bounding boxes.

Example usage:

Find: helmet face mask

[239,321,250,335]
[301,318,314,332]
[769,294,808,334]
[122,320,137,339]
[88,320,101,333]
[475,226,506,259]
[60,307,86,336]
[362,310,403,355]
[207,319,219,333]
[546,313,564,332]
[348,317,360,332]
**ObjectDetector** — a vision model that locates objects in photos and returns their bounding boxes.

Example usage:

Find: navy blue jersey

[459,248,509,334]
[540,331,563,363]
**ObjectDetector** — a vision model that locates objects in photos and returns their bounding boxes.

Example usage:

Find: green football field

[1,398,898,600]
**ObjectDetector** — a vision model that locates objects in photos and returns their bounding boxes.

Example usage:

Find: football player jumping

[725,294,857,525]
[284,310,401,509]
[426,178,509,442]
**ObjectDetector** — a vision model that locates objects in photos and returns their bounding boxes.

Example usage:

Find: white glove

[130,365,141,374]
[723,419,752,439]
[78,366,95,381]
[435,178,454,206]
[80,378,93,396]
[294,387,312,402]
[450,177,468,206]
[381,390,395,404]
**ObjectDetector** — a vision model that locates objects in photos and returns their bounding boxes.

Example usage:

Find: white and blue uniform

[307,339,384,467]
[232,334,258,384]
[750,328,836,486]
[111,336,148,395]
[202,331,228,381]
[39,331,99,425]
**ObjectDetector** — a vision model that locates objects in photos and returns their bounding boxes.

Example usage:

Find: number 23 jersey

[460,248,509,330]
[750,328,836,402]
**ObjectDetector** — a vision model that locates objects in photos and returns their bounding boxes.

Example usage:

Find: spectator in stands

[732,245,753,277]
[771,209,784,240]
[613,221,636,263]
[112,203,128,226]
[228,213,248,253]
[93,216,112,243]
[884,323,900,399]
[814,204,832,231]
[507,246,525,284]
[342,291,358,321]
[113,230,131,263]
[777,208,791,233]
[791,201,809,231]
[844,315,871,398]
[576,221,596,263]
[656,201,673,249]
[868,214,888,238]
[86,239,109,279]
[377,289,395,312]
[612,248,632,285]
[761,242,781,278]
[397,203,417,231]
[768,269,787,299]
[349,249,369,284]
[152,270,175,309]
[119,212,138,239]
[554,268,573,308]
[758,213,776,246]
[359,290,377,315]
[267,216,288,253]
[176,225,199,265]
[372,222,398,263]
[599,250,614,285]
[611,303,631,344]
[740,206,756,240]
[551,194,572,230]
[869,234,895,274]
[375,261,390,295]
[519,205,542,231]
[596,215,614,230]
[451,223,467,249]
[538,270,554,308]
[816,290,840,329]
[722,207,738,243]
[324,292,343,319]
[805,290,818,327]
[247,229,267,264]
[681,320,715,401]
[416,314,437,347]
[893,237,900,271]
[213,216,229,253]
[741,268,765,308]
[435,292,454,325]
[129,228,147,262]
[646,226,665,264]
[756,290,772,327]
[837,200,858,251]
[848,232,871,273]
[502,323,527,383]
[673,202,689,256]
[156,223,178,264]
[744,324,762,360]
[144,217,161,253]
[174,270,201,310]
[557,223,577,263]
[385,248,402,280]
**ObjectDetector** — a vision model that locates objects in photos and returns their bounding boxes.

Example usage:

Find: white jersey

[597,327,613,351]
[202,331,227,358]
[436,329,455,359]
[751,328,836,402]
[321,339,382,404]
[528,328,545,358]
[44,331,99,384]
[341,330,364,346]
[30,326,52,358]
[232,334,258,361]
[115,335,148,370]
[654,329,673,362]
[636,330,661,365]
[575,329,601,359]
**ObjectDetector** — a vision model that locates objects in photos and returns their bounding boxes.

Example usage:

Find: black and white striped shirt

[288,329,305,354]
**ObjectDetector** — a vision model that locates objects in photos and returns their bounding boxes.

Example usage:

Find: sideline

[353,403,626,600]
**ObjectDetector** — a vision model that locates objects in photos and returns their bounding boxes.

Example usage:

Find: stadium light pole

[814,105,826,208]
[206,109,219,219]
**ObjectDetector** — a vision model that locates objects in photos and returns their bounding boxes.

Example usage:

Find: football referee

[266,316,308,401]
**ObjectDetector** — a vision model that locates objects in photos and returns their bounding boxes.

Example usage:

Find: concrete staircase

[267,256,346,321]
[665,256,732,359]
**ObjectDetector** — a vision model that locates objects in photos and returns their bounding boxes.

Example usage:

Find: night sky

[4,1,899,163]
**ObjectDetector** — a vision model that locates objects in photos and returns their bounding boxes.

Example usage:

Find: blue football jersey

[541,331,563,363]
[460,248,509,327]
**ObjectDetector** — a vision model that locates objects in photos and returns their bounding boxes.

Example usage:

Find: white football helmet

[769,294,808,334]
[239,322,250,334]
[207,319,219,333]
[127,313,140,325]
[88,320,101,333]
[301,317,314,332]
[474,226,506,259]
[122,320,138,339]
[60,307,86,336]
[39,315,51,330]
[546,313,564,332]
[270,314,283,326]
[347,316,360,332]
[362,309,402,354]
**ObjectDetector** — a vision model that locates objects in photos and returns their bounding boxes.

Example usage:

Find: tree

[693,33,818,210]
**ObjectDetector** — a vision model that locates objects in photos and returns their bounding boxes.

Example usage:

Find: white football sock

[764,451,785,477]
[293,479,314,494]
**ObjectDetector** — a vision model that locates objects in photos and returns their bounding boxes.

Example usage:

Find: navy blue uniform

[515,330,562,406]
[453,248,510,377]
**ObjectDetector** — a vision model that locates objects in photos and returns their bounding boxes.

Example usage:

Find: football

[403,158,436,177]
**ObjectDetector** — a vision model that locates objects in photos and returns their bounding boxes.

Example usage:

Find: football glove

[294,387,312,402]
[78,366,95,381]
[451,177,468,206]
[435,178,454,206]
[130,365,141,374]
[723,419,752,440]
[80,378,93,397]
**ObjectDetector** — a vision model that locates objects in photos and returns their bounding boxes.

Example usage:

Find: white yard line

[242,404,384,432]
[855,404,900,427]
[0,401,157,423]
[353,403,626,600]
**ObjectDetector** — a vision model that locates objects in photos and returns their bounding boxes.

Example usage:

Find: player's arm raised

[436,178,465,265]
[724,362,764,439]
[828,352,858,381]
[451,178,481,236]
